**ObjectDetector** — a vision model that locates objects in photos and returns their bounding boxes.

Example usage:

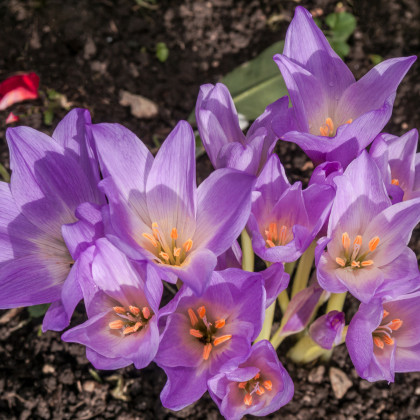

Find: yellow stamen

[183,239,193,252]
[351,260,360,268]
[361,260,374,267]
[336,257,346,267]
[342,232,350,252]
[109,320,124,329]
[266,239,276,248]
[269,222,278,242]
[142,307,151,320]
[159,252,170,262]
[389,319,403,331]
[326,117,334,133]
[383,309,389,318]
[345,118,353,124]
[320,126,329,136]
[215,319,225,329]
[129,306,140,316]
[213,335,232,346]
[256,387,265,396]
[133,321,143,332]
[254,373,260,380]
[373,336,384,349]
[353,235,362,246]
[113,306,126,315]
[244,394,252,406]
[197,306,206,319]
[391,179,399,186]
[203,343,212,360]
[190,329,203,338]
[188,308,198,326]
[123,326,135,335]
[369,236,380,252]
[263,380,272,391]
[173,247,181,257]
[152,222,159,239]
[142,233,158,248]
[171,227,178,239]
[382,335,394,346]
[238,382,246,389]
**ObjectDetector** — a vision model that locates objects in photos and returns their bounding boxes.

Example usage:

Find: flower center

[335,232,379,269]
[238,373,272,406]
[187,306,232,360]
[319,117,352,137]
[108,304,153,335]
[372,309,403,349]
[265,222,293,248]
[391,178,399,186]
[142,223,193,266]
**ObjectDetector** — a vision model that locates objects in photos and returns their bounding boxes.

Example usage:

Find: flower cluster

[1,5,419,418]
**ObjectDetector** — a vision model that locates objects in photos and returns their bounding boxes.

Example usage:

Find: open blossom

[0,109,105,331]
[247,154,335,263]
[309,310,345,350]
[154,269,265,411]
[370,129,420,203]
[91,120,255,295]
[346,292,420,382]
[316,151,420,303]
[207,340,294,420]
[62,239,162,370]
[196,82,290,175]
[272,6,416,167]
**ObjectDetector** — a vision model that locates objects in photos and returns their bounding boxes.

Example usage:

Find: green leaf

[328,38,350,59]
[28,303,50,318]
[156,42,169,63]
[325,12,356,41]
[369,54,383,66]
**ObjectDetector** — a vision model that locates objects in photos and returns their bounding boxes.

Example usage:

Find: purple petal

[309,310,345,349]
[260,262,290,307]
[85,347,132,370]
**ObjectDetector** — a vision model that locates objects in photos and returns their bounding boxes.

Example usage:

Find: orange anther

[188,308,198,326]
[238,382,247,389]
[142,307,151,320]
[326,117,334,133]
[269,222,278,242]
[123,326,135,335]
[342,232,350,251]
[369,236,380,252]
[215,319,225,329]
[129,305,140,316]
[256,387,265,396]
[159,252,170,262]
[336,257,346,267]
[391,179,399,186]
[203,343,212,360]
[361,260,374,267]
[113,306,126,315]
[383,309,389,319]
[345,118,353,124]
[190,328,204,338]
[382,335,394,346]
[244,394,252,406]
[373,336,384,349]
[171,227,178,239]
[173,247,181,257]
[214,335,232,346]
[351,260,360,268]
[353,235,362,246]
[183,239,193,253]
[320,126,329,137]
[263,380,272,391]
[197,306,206,319]
[254,373,260,380]
[389,319,403,331]
[142,233,158,248]
[109,320,124,329]
[266,239,276,248]
[133,321,143,332]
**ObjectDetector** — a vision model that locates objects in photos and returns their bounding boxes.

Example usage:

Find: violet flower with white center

[0,109,105,330]
[207,340,294,420]
[309,310,345,350]
[272,6,416,167]
[91,120,255,296]
[154,268,265,411]
[247,154,335,263]
[316,151,420,303]
[62,238,162,370]
[196,83,290,175]
[370,129,420,203]
[346,292,420,382]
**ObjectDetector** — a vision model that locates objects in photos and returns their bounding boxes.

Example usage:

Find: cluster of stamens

[238,373,272,406]
[335,232,379,269]
[142,223,193,266]
[319,117,352,137]
[187,306,232,361]
[265,222,293,248]
[372,309,403,349]
[108,304,152,335]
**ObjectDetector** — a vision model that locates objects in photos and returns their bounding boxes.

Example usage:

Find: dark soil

[0,0,419,419]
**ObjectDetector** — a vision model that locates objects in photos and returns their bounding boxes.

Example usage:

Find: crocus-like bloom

[309,310,345,350]
[196,82,290,175]
[62,239,162,370]
[272,6,416,167]
[346,292,420,382]
[91,120,255,295]
[316,151,420,303]
[207,340,294,420]
[370,129,420,203]
[154,269,265,411]
[0,109,105,330]
[247,153,335,263]
[0,72,39,110]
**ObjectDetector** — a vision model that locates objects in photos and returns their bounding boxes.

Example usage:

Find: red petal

[0,73,40,110]
[5,112,19,124]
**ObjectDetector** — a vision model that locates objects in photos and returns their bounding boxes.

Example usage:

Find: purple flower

[196,83,290,175]
[272,6,416,167]
[370,129,420,203]
[154,268,265,411]
[91,120,255,295]
[309,310,345,349]
[207,340,294,420]
[0,109,105,330]
[247,154,335,263]
[346,292,420,382]
[316,151,420,303]
[62,238,162,370]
